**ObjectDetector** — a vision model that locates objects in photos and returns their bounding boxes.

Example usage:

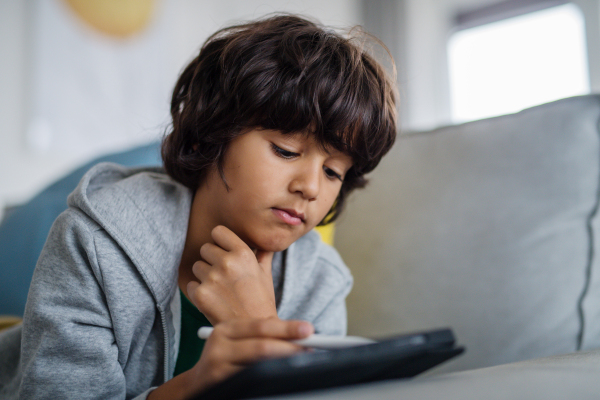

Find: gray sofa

[269,94,600,398]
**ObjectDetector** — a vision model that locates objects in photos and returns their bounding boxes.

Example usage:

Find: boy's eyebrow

[273,129,352,159]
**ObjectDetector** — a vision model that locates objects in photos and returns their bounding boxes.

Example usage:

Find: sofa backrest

[335,95,600,372]
[0,142,161,316]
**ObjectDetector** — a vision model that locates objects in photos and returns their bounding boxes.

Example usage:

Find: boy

[2,14,396,399]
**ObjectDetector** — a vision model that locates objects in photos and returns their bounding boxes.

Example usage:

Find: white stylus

[197,326,376,349]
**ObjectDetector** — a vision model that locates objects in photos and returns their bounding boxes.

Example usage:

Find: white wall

[0,1,38,214]
[394,0,600,130]
[0,0,361,216]
[361,0,504,131]
[403,0,454,130]
[169,0,362,71]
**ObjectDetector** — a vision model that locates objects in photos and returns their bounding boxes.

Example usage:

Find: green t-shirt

[173,289,212,376]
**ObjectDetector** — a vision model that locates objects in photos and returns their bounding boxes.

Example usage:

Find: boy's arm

[20,212,133,399]
[20,212,312,399]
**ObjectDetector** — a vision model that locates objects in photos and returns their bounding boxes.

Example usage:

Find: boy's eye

[324,166,343,181]
[271,143,299,159]
[271,142,343,181]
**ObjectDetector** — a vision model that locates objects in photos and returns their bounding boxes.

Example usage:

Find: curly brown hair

[162,14,397,224]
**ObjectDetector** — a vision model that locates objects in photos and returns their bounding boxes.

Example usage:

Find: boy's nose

[289,165,320,201]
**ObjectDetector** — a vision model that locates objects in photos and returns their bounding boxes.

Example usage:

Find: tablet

[198,328,465,399]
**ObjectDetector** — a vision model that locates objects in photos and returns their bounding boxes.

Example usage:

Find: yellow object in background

[63,0,155,38]
[314,224,335,246]
[0,316,22,332]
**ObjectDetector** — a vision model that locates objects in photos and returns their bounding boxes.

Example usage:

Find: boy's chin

[245,231,302,254]
[250,238,294,254]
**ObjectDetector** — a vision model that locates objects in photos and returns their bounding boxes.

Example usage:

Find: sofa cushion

[335,95,600,371]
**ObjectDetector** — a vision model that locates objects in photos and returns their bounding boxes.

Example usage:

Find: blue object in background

[0,141,162,316]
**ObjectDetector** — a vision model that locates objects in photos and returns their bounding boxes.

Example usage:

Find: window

[448,3,589,123]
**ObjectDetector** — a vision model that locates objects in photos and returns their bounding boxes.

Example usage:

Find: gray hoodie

[0,163,353,399]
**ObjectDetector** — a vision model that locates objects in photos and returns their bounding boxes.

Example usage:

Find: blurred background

[1,0,599,215]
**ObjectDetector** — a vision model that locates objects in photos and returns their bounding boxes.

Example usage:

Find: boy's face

[196,128,353,252]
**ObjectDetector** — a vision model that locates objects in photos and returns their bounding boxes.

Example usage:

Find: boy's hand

[192,318,313,388]
[148,319,314,400]
[187,225,278,325]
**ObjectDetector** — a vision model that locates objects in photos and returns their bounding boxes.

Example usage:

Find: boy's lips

[272,208,305,226]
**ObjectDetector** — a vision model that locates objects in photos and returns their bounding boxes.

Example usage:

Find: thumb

[256,250,274,272]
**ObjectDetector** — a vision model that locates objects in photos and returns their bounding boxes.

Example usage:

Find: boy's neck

[177,186,218,301]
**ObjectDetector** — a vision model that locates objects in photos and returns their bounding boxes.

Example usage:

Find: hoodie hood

[67,162,192,306]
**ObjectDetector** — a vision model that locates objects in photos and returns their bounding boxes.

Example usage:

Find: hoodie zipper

[158,306,170,383]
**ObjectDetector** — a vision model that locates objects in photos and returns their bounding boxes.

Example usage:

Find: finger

[187,280,201,308]
[226,338,305,365]
[191,260,211,281]
[199,242,227,266]
[211,225,250,252]
[218,318,314,340]
[187,281,224,325]
[255,250,274,273]
[187,279,212,307]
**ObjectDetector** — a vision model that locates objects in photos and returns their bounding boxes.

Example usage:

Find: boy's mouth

[272,208,305,226]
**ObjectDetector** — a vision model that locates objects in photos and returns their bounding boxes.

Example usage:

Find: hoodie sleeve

[276,231,354,335]
[309,244,353,336]
[19,210,141,399]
